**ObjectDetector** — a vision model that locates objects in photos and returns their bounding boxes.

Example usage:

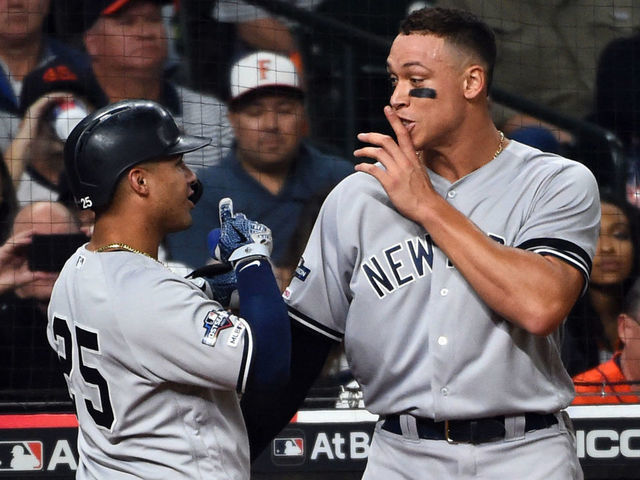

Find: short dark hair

[399,7,497,90]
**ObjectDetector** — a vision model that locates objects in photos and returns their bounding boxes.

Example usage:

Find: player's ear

[128,168,150,198]
[462,65,485,100]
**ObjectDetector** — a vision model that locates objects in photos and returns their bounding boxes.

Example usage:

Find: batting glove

[208,198,272,267]
[187,264,239,309]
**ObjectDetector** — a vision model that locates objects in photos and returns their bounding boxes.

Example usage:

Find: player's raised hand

[353,106,436,223]
[209,198,273,267]
[218,196,235,225]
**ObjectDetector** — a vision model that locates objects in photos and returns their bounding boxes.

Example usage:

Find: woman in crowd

[563,190,639,376]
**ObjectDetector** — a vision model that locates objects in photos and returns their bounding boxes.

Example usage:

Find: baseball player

[241,7,600,479]
[46,99,290,479]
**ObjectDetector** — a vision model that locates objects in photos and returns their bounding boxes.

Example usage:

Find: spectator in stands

[0,0,89,152]
[590,33,640,207]
[182,0,311,101]
[212,0,314,58]
[562,191,640,376]
[166,51,353,280]
[573,277,640,405]
[80,0,232,172]
[5,57,104,205]
[0,201,86,398]
[592,32,640,153]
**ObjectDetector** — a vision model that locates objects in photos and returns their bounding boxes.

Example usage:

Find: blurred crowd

[0,0,639,406]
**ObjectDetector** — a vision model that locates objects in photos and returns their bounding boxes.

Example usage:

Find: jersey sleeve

[113,270,253,393]
[284,184,352,341]
[514,160,600,288]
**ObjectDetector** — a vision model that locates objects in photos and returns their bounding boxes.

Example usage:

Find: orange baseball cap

[83,0,171,30]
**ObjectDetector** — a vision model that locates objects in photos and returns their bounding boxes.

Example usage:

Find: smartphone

[28,233,89,272]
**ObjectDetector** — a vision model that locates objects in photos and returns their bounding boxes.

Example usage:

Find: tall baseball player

[46,99,290,479]
[241,7,600,479]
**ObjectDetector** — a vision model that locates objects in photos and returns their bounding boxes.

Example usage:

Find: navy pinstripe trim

[287,306,343,342]
[517,238,592,293]
[517,238,592,272]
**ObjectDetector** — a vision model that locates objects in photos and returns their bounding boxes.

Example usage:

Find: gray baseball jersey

[47,246,253,479]
[284,140,600,420]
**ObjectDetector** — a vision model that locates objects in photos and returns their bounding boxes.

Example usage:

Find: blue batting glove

[209,198,272,267]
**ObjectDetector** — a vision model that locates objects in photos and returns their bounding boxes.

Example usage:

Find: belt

[381,413,558,444]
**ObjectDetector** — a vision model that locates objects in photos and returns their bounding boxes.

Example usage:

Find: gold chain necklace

[493,130,505,159]
[415,130,505,163]
[96,243,162,264]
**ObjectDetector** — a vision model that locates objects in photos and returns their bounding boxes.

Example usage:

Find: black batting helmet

[64,99,211,210]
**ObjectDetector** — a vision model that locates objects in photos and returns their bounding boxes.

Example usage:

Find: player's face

[0,0,49,41]
[145,155,198,233]
[229,94,307,171]
[85,0,167,73]
[590,201,634,287]
[386,33,471,150]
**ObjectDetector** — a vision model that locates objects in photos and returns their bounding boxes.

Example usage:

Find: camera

[28,233,89,272]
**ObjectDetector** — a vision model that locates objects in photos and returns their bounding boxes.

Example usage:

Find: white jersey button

[440,288,449,296]
[440,387,449,396]
[438,336,448,346]
[447,190,456,198]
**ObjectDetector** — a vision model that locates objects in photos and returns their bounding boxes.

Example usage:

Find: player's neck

[423,122,506,182]
[89,213,161,260]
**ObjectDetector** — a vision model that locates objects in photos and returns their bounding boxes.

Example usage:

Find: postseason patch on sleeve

[201,309,237,347]
[293,257,310,282]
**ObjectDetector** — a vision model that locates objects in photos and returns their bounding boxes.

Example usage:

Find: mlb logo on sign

[0,441,43,470]
[273,437,304,457]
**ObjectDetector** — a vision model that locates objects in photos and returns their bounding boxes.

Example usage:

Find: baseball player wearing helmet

[241,7,600,479]
[46,99,290,479]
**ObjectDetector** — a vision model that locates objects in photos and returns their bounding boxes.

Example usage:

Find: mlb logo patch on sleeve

[0,441,43,470]
[202,310,236,347]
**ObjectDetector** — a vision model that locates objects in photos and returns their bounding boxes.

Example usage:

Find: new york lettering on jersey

[362,233,505,298]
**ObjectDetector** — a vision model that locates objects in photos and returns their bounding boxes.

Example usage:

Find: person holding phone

[0,201,86,399]
[5,56,104,205]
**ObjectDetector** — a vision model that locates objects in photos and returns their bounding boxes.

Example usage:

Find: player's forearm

[241,321,331,462]
[236,258,291,389]
[418,197,583,335]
